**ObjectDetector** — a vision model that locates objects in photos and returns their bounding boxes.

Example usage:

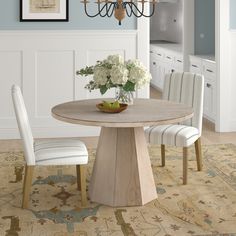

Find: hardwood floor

[0,87,235,151]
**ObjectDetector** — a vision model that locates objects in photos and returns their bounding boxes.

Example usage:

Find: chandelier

[81,0,157,25]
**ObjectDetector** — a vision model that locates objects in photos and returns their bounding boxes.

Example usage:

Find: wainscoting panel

[0,31,140,139]
[35,50,75,118]
[0,50,22,122]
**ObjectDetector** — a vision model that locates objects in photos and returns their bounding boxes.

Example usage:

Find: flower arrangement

[76,55,152,97]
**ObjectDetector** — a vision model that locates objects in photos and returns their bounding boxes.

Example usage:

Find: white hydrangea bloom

[106,54,124,65]
[129,64,152,88]
[126,59,143,68]
[110,64,129,85]
[93,66,109,86]
[80,54,151,94]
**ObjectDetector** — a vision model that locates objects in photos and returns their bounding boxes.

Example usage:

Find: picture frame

[20,0,69,22]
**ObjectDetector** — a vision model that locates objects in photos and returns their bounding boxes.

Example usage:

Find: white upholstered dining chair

[12,85,88,208]
[145,72,204,185]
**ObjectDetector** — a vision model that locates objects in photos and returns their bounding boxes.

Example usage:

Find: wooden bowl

[96,103,128,113]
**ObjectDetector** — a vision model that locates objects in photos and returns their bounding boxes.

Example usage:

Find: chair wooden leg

[161,144,165,167]
[78,165,87,207]
[76,165,81,190]
[22,165,34,209]
[195,138,203,171]
[183,147,188,185]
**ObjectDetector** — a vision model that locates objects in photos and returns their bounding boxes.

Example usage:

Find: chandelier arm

[127,2,145,17]
[98,2,107,17]
[147,3,155,17]
[129,2,155,17]
[107,4,116,17]
[83,0,156,22]
[84,2,107,17]
[124,2,143,18]
[139,2,156,17]
[124,2,133,17]
[99,3,110,17]
[101,3,116,17]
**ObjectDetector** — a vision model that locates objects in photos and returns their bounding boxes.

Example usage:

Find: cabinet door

[150,53,158,87]
[161,66,183,90]
[204,78,216,122]
[150,53,163,90]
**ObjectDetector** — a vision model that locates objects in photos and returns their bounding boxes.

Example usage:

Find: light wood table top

[51,98,194,128]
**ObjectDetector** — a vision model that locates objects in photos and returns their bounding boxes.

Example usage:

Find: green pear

[102,101,112,109]
[111,101,120,109]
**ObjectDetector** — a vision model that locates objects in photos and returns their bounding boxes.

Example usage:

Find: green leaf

[100,85,108,95]
[76,66,94,76]
[123,81,135,92]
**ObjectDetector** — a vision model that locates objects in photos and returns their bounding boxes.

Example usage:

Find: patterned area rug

[0,144,236,236]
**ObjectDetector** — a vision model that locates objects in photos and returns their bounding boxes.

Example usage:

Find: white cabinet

[204,78,216,121]
[189,56,216,122]
[203,61,217,121]
[150,51,164,89]
[150,45,183,91]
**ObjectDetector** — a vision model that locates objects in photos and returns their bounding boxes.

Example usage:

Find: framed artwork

[20,0,69,22]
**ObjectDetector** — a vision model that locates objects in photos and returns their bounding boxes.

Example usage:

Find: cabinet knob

[171,69,175,73]
[153,62,156,65]
[206,83,211,88]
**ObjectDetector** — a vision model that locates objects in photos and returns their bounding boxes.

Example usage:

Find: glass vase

[115,87,134,105]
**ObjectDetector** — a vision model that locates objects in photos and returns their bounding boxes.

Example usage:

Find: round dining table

[51,98,193,207]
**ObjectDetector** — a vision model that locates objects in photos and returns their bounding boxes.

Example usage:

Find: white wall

[0,30,144,139]
[216,0,236,132]
[229,31,236,130]
[150,0,183,43]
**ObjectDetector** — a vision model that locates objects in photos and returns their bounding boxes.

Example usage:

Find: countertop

[150,40,183,53]
[190,54,216,63]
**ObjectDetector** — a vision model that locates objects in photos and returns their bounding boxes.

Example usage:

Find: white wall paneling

[0,30,139,139]
[0,51,23,120]
[215,0,236,132]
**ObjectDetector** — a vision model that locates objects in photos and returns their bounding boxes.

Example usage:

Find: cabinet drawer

[174,55,184,69]
[150,53,162,65]
[203,61,216,78]
[150,48,164,61]
[190,61,202,70]
[164,53,174,63]
[189,60,202,74]
[175,55,183,65]
[155,51,164,60]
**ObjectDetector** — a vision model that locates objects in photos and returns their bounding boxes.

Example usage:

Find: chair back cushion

[12,85,35,165]
[162,72,204,134]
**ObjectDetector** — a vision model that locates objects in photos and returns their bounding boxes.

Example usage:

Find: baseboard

[203,114,215,124]
[0,126,101,140]
[150,84,163,92]
[229,120,236,132]
[203,117,215,131]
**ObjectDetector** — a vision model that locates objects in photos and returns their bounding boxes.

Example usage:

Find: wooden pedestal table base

[89,127,157,207]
